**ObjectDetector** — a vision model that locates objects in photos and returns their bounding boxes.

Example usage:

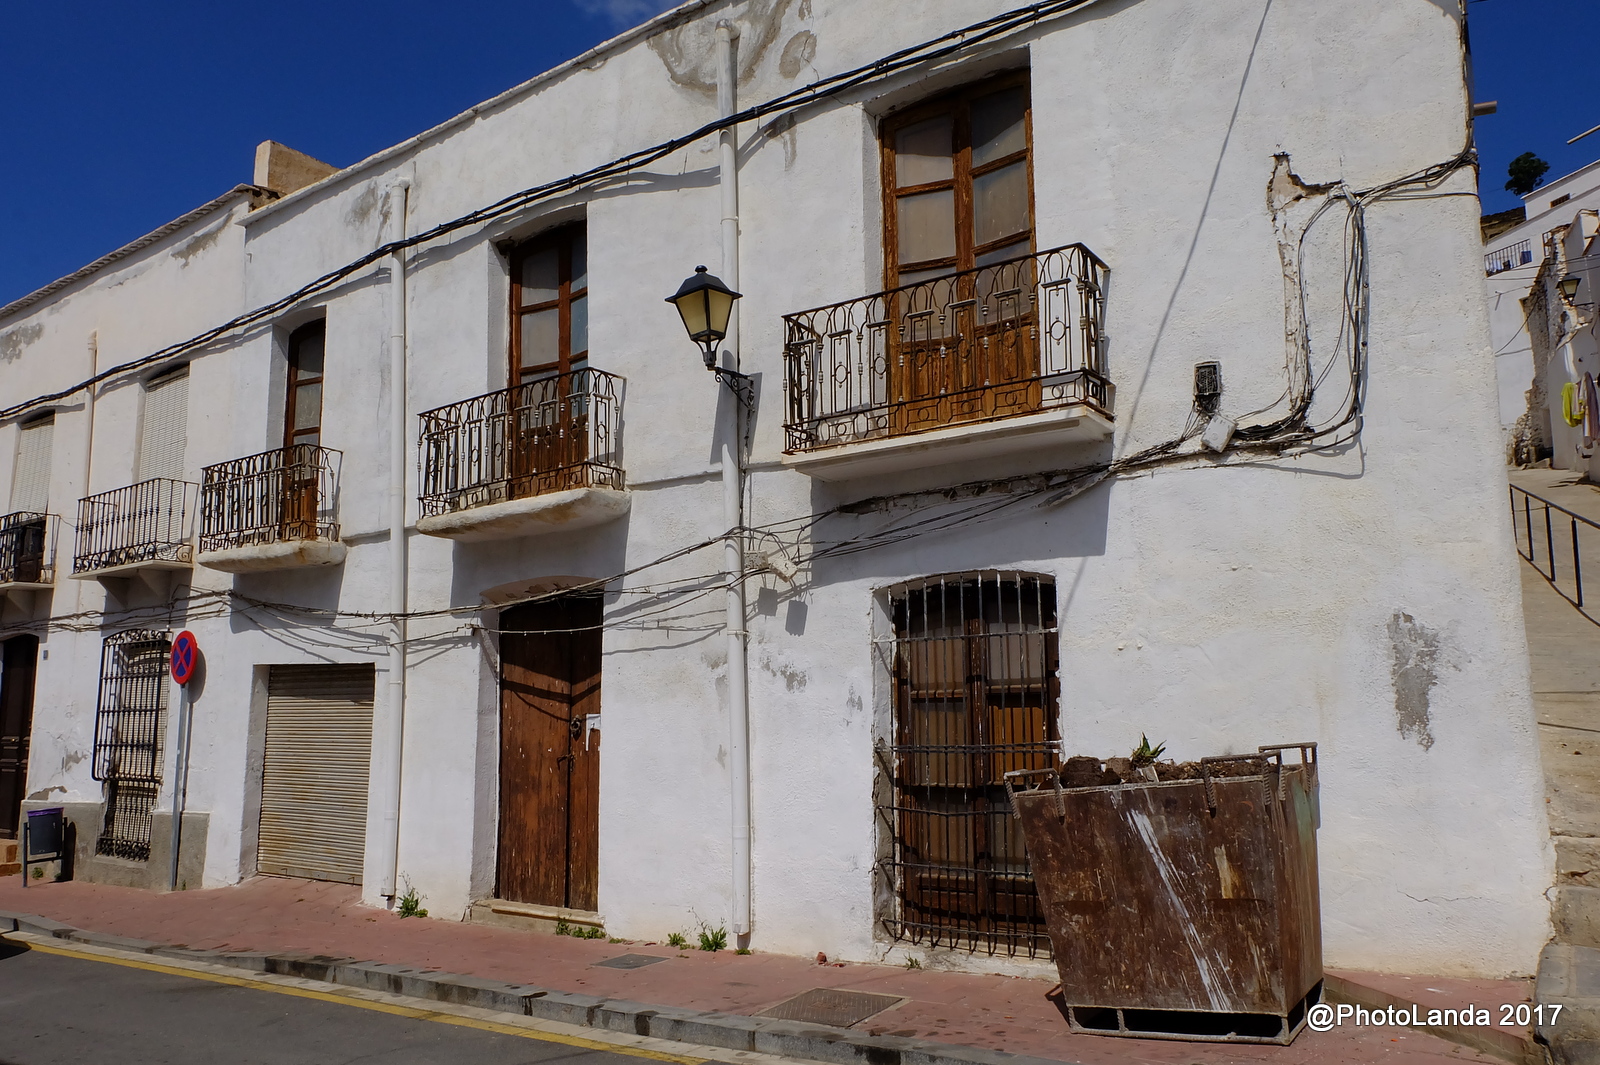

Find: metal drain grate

[593,954,668,970]
[756,988,904,1028]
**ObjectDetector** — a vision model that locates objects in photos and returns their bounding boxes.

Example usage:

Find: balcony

[72,478,196,578]
[416,368,628,542]
[781,244,1113,480]
[197,444,346,573]
[0,511,58,592]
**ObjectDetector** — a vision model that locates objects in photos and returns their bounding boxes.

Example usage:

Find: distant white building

[1485,159,1600,465]
[0,0,1554,986]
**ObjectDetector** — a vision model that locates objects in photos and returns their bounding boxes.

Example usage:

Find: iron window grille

[200,444,341,553]
[418,367,623,518]
[783,244,1110,453]
[878,573,1059,958]
[0,511,56,585]
[74,478,197,574]
[92,629,171,861]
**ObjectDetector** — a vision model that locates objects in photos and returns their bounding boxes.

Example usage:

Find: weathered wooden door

[498,594,601,910]
[0,636,40,840]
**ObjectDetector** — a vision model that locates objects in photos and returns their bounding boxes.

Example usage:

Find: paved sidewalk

[0,875,1527,1065]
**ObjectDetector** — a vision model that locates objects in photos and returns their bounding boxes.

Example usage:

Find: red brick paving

[0,874,1525,1065]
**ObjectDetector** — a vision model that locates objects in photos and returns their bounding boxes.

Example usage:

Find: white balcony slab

[416,486,630,542]
[0,580,54,592]
[197,538,348,573]
[782,405,1114,481]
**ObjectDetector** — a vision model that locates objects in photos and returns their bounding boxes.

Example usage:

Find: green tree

[1506,152,1551,196]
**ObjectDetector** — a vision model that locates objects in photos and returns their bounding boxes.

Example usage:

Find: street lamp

[667,266,742,370]
[1560,275,1583,303]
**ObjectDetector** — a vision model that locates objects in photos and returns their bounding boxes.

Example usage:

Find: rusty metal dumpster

[1005,744,1321,1044]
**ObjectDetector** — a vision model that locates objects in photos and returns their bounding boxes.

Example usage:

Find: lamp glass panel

[704,287,735,338]
[675,290,710,338]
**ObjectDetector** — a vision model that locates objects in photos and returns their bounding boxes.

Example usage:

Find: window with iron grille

[879,573,1058,957]
[92,629,170,861]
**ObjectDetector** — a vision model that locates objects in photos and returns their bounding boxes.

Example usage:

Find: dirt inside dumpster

[1058,754,1271,788]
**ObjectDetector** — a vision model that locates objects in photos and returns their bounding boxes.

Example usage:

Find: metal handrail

[200,444,341,553]
[418,367,624,518]
[0,511,57,586]
[74,479,197,574]
[781,243,1112,454]
[1509,482,1600,615]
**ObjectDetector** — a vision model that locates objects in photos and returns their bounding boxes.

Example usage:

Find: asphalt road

[0,938,698,1065]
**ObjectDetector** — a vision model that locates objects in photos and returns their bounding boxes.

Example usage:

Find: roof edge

[0,184,271,326]
[240,0,720,228]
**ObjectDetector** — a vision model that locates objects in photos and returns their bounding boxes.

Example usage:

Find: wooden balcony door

[881,75,1040,434]
[510,227,590,497]
[282,321,325,540]
[0,636,39,840]
[497,594,602,910]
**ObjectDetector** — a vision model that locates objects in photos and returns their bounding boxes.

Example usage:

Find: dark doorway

[0,635,40,840]
[497,594,602,910]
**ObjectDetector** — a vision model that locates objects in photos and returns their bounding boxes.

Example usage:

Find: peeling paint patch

[0,322,43,363]
[27,785,65,801]
[172,225,223,265]
[778,31,817,80]
[1388,611,1439,750]
[648,0,794,94]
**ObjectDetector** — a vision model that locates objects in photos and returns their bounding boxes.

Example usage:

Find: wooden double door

[0,636,39,840]
[498,595,601,910]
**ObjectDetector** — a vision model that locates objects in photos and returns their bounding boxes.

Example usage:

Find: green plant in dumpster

[1129,734,1167,768]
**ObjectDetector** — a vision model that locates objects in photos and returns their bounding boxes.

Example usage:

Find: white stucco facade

[0,0,1554,980]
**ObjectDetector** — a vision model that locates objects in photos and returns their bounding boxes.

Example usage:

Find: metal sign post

[168,631,199,892]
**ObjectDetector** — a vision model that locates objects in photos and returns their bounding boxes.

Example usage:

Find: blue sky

[0,0,1592,308]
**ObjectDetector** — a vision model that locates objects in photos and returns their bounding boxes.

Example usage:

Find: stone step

[467,899,606,937]
[1555,885,1600,951]
[1535,942,1600,1065]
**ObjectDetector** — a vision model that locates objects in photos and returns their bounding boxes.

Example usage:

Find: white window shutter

[9,416,54,514]
[138,369,188,482]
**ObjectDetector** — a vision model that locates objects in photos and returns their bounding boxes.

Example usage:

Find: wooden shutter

[138,368,189,483]
[259,664,375,884]
[9,415,54,514]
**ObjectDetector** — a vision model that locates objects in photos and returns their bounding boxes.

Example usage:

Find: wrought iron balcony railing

[0,511,56,585]
[419,367,624,518]
[1486,239,1535,276]
[200,444,341,553]
[782,244,1111,454]
[74,478,197,574]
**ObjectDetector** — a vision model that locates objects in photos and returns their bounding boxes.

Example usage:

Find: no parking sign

[170,630,199,686]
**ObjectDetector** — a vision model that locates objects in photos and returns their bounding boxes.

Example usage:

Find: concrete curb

[0,910,1072,1065]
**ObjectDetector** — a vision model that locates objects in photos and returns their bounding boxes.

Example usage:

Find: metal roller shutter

[9,415,53,514]
[259,664,375,884]
[137,368,188,483]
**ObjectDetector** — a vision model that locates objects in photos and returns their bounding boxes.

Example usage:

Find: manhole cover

[593,953,668,970]
[756,988,903,1028]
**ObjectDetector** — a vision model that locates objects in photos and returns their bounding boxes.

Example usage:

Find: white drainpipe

[376,178,410,901]
[716,19,752,941]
